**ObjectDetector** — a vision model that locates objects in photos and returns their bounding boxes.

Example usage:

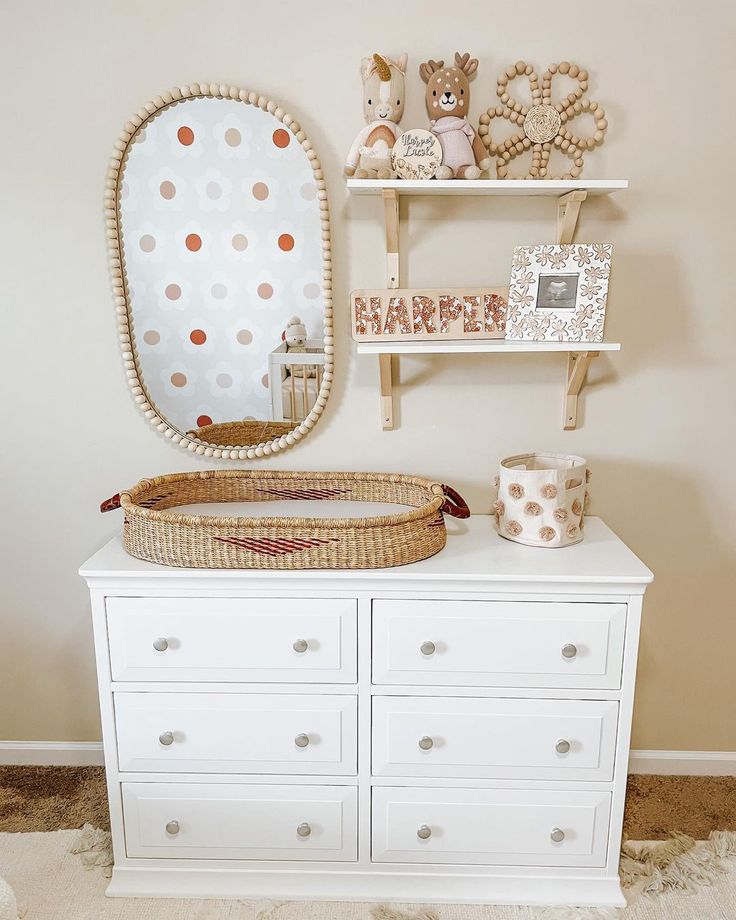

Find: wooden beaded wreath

[478,61,608,180]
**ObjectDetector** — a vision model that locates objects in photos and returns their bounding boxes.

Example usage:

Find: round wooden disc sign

[391,129,442,180]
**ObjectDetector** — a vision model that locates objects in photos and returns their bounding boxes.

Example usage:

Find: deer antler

[454,51,478,77]
[419,59,444,83]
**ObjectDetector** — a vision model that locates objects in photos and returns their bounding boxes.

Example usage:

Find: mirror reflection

[117,96,328,447]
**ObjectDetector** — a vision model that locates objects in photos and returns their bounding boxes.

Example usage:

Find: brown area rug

[624,774,736,839]
[0,766,109,833]
[2,766,736,839]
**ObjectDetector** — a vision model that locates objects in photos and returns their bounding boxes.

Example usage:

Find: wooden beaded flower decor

[478,61,608,180]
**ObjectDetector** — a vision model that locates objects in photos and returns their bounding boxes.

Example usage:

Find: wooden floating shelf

[356,341,622,355]
[347,178,629,197]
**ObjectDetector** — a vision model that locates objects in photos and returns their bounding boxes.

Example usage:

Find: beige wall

[2,0,735,750]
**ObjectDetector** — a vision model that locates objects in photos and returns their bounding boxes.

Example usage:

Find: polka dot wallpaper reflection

[119,99,324,433]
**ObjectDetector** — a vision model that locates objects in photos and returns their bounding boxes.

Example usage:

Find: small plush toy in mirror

[283,315,307,353]
[419,52,490,179]
[345,53,408,179]
[282,315,316,377]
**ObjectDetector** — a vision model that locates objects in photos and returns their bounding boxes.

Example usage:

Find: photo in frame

[506,244,612,343]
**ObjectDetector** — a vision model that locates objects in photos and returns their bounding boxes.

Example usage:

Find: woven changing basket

[186,420,296,445]
[101,470,469,570]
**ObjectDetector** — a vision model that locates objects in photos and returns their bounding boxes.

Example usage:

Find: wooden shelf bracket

[556,190,587,245]
[379,188,400,430]
[378,353,393,430]
[382,188,399,288]
[564,350,599,430]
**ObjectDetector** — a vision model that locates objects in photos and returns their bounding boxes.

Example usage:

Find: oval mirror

[107,85,333,459]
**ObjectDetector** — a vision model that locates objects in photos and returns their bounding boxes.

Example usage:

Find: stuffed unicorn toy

[344,52,408,179]
[419,52,490,179]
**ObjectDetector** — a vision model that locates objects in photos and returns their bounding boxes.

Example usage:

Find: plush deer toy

[345,52,408,179]
[419,52,490,179]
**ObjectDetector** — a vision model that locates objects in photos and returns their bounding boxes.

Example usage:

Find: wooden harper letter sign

[351,288,508,342]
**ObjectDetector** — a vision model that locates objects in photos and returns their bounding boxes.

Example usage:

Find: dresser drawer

[372,787,611,867]
[107,597,357,683]
[372,697,618,781]
[115,692,357,775]
[372,600,626,689]
[122,782,357,861]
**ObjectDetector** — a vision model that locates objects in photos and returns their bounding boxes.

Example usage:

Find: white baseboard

[628,749,736,776]
[1,743,735,775]
[0,741,104,766]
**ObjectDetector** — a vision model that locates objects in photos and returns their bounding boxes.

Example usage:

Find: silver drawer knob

[296,822,312,838]
[165,820,180,836]
[561,643,578,659]
[158,731,174,746]
[417,824,432,840]
[550,827,565,843]
[292,638,308,653]
[555,739,571,754]
[420,640,436,657]
[153,637,169,652]
[294,733,310,748]
[418,736,434,751]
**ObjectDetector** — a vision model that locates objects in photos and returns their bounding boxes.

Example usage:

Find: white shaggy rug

[1,827,736,920]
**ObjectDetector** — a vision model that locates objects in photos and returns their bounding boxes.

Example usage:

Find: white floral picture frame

[506,244,612,343]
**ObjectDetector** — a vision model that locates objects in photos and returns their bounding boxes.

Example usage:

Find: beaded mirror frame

[106,84,333,460]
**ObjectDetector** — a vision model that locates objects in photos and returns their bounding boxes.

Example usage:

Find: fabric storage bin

[495,453,588,548]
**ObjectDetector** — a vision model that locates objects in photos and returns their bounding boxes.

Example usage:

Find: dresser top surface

[80,515,652,589]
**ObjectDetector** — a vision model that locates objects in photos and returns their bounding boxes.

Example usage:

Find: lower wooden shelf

[352,182,626,433]
[356,341,621,356]
[356,342,621,431]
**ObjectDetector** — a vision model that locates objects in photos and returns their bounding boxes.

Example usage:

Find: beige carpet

[1,828,736,920]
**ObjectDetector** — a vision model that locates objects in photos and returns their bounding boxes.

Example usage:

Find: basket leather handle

[100,493,121,513]
[440,484,470,519]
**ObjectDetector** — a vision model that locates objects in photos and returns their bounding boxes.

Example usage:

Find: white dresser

[80,515,652,907]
